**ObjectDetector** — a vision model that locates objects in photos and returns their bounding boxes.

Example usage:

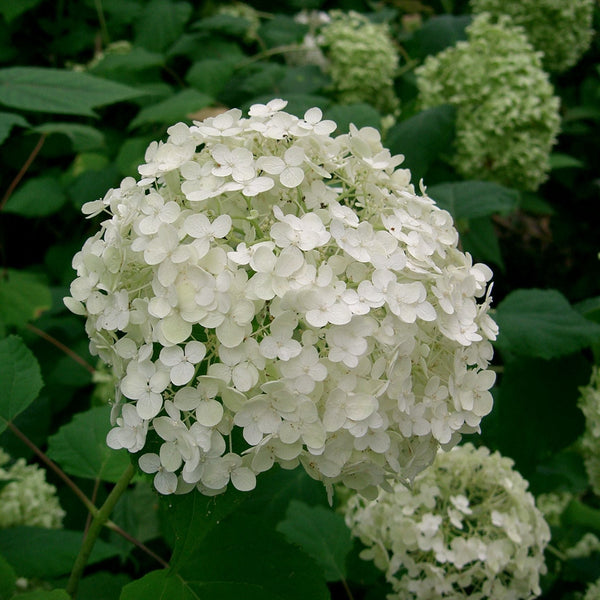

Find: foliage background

[0,0,600,598]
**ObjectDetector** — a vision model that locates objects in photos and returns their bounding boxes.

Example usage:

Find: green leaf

[0,269,52,327]
[120,570,196,600]
[3,175,67,217]
[116,136,154,177]
[47,406,131,482]
[0,0,41,22]
[482,355,588,479]
[257,15,308,48]
[34,123,105,152]
[13,591,70,600]
[90,47,165,75]
[0,111,28,144]
[0,527,120,578]
[549,152,585,170]
[386,105,456,182]
[460,216,504,269]
[325,103,381,134]
[78,572,132,600]
[186,59,237,97]
[180,514,330,600]
[192,14,253,38]
[428,181,519,221]
[575,296,600,324]
[163,486,247,567]
[279,66,330,95]
[0,554,16,600]
[134,0,192,53]
[129,89,212,129]
[0,335,43,434]
[410,15,471,59]
[0,67,144,116]
[494,289,600,359]
[277,500,353,581]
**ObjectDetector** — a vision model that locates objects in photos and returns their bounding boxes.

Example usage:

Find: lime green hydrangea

[470,0,595,72]
[0,449,64,529]
[536,490,573,527]
[322,11,399,114]
[416,13,560,191]
[584,578,600,600]
[578,366,600,496]
[345,443,550,600]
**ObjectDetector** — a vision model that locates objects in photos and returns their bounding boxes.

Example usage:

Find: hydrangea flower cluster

[416,13,560,192]
[584,579,600,600]
[344,443,550,600]
[577,366,600,496]
[470,0,595,72]
[0,449,65,529]
[321,11,400,114]
[65,100,497,498]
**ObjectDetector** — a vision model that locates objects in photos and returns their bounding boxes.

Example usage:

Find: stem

[94,0,110,46]
[6,420,169,570]
[341,577,355,600]
[0,133,47,212]
[66,463,136,598]
[6,421,98,516]
[26,323,96,375]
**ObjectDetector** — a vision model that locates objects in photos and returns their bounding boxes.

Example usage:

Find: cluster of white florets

[65,100,497,497]
[345,443,550,600]
[0,449,65,529]
[577,366,600,496]
[416,13,560,192]
[470,0,595,72]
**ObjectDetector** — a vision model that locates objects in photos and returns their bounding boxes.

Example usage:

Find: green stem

[66,463,135,598]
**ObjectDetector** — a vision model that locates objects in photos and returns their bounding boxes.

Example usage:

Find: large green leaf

[257,15,308,48]
[0,111,28,144]
[461,217,504,269]
[123,514,329,600]
[0,336,43,434]
[277,500,353,581]
[0,269,52,328]
[47,406,131,483]
[385,105,456,182]
[134,0,192,53]
[129,89,212,129]
[0,554,16,600]
[494,289,600,359]
[34,123,105,152]
[409,15,471,59]
[0,527,120,578]
[3,175,67,217]
[483,355,588,479]
[428,181,519,220]
[0,0,41,22]
[0,67,144,116]
[78,572,132,600]
[325,103,381,134]
[186,59,237,97]
[13,592,70,600]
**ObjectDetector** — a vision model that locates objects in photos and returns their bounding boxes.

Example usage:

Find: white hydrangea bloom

[577,366,600,496]
[66,100,497,497]
[345,443,550,600]
[0,449,65,529]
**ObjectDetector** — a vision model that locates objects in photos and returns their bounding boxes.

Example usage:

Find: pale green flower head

[578,366,600,496]
[345,443,550,600]
[584,578,600,600]
[0,449,65,529]
[322,11,399,114]
[470,0,595,72]
[416,13,561,191]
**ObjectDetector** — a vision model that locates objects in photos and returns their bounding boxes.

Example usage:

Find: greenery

[0,0,599,598]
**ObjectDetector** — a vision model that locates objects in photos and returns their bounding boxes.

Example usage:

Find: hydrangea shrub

[65,100,497,498]
[416,13,561,192]
[0,449,65,529]
[321,11,400,114]
[345,443,551,600]
[470,0,595,72]
[578,366,600,496]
